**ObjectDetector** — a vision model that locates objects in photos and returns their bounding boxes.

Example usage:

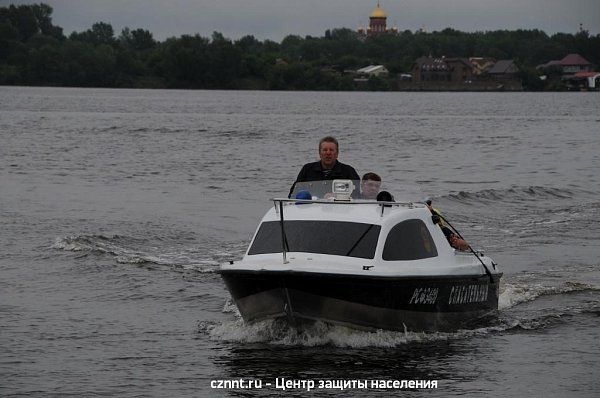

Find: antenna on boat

[436,214,495,283]
[276,200,290,264]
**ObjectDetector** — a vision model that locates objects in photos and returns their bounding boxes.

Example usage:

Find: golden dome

[370,3,388,18]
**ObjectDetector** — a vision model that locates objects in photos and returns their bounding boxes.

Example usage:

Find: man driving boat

[289,136,359,197]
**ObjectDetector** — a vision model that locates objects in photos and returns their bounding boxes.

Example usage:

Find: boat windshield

[289,180,361,199]
[248,220,381,259]
[288,179,423,202]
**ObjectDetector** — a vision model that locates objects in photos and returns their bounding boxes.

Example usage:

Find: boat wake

[51,233,247,273]
[441,185,578,204]
[203,300,599,348]
[499,278,599,310]
[200,310,581,348]
[200,318,484,348]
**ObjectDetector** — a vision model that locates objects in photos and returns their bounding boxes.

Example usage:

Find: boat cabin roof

[227,180,498,278]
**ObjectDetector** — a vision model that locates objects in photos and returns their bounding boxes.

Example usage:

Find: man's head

[318,136,339,169]
[361,172,381,200]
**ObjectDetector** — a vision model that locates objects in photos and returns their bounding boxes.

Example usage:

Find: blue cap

[295,190,312,204]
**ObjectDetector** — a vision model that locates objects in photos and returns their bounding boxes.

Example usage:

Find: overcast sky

[4,0,599,41]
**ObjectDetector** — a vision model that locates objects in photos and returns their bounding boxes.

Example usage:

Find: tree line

[1,3,599,90]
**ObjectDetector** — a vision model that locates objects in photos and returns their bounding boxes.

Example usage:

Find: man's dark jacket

[289,160,360,197]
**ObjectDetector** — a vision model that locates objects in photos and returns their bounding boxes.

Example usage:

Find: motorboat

[219,180,502,332]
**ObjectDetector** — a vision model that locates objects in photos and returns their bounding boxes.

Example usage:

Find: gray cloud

[3,0,599,41]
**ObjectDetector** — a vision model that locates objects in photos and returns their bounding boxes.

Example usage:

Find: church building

[358,2,398,37]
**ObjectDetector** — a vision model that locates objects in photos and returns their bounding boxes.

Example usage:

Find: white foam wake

[499,280,598,310]
[200,317,504,348]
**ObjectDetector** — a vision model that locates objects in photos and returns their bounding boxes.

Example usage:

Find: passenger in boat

[292,136,360,183]
[427,199,469,251]
[441,226,470,251]
[360,172,381,200]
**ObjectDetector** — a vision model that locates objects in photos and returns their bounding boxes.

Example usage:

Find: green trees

[1,3,599,90]
[0,3,62,41]
[120,28,156,51]
[69,22,116,46]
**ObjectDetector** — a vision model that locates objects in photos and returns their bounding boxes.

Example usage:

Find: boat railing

[272,198,423,217]
[272,197,422,207]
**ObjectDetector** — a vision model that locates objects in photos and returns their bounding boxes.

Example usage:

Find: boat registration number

[409,287,438,305]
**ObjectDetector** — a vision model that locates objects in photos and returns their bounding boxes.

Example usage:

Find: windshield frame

[288,179,424,203]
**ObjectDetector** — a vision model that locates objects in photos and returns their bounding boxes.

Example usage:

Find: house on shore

[487,60,519,81]
[565,72,600,90]
[537,53,597,90]
[356,65,389,77]
[398,56,522,91]
[470,57,496,76]
[484,60,522,90]
[537,53,593,77]
[411,56,473,83]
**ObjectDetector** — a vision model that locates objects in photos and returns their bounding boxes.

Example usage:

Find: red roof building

[537,53,592,76]
[560,53,591,66]
[560,54,592,75]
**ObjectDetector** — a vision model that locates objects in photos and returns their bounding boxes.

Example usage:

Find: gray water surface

[1,87,599,397]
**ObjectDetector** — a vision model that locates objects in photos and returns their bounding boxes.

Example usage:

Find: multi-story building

[412,56,473,82]
[537,54,592,77]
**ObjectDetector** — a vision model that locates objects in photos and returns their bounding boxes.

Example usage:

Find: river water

[1,87,599,397]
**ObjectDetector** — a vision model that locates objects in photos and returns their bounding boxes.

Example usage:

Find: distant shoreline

[3,84,598,93]
[2,4,599,92]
